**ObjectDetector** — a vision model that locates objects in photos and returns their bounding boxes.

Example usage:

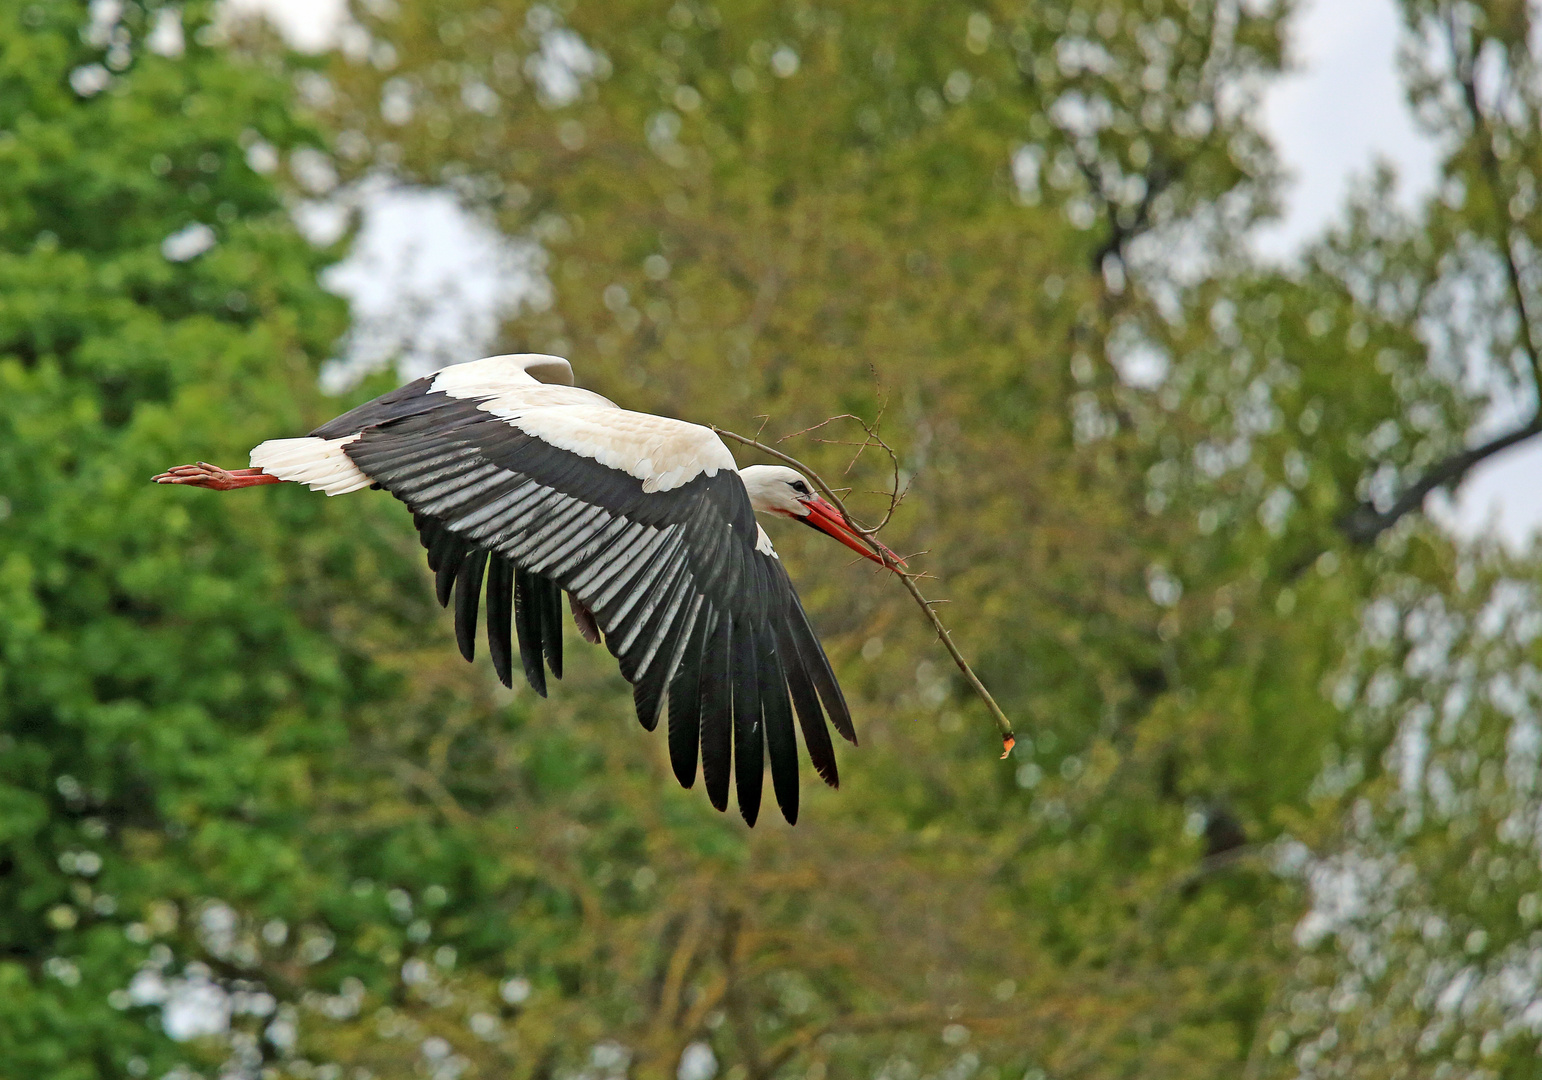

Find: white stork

[153,353,902,826]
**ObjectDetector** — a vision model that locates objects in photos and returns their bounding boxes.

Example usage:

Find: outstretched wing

[334,393,855,826]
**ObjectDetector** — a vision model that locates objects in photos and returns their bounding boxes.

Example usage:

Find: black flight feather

[513,569,548,697]
[619,575,690,729]
[310,374,443,439]
[485,556,515,688]
[415,513,442,560]
[425,519,459,577]
[435,537,469,608]
[759,634,800,824]
[785,598,856,745]
[627,594,680,733]
[454,549,488,662]
[732,616,764,827]
[537,574,564,679]
[596,539,680,679]
[777,618,838,789]
[699,615,733,812]
[632,679,665,733]
[667,607,713,789]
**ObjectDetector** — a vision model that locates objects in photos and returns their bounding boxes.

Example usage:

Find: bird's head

[738,465,905,569]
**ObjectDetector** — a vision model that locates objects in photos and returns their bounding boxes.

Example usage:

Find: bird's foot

[152,462,279,491]
[569,593,602,645]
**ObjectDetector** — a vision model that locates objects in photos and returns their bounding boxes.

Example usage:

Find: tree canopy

[5,0,1542,1077]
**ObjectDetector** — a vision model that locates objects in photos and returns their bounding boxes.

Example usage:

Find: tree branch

[1341,414,1542,544]
[655,904,709,1032]
[760,1006,939,1074]
[1086,155,1181,276]
[1339,7,1542,545]
[713,425,1018,756]
[1445,7,1542,385]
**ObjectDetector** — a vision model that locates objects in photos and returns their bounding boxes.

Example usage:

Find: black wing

[334,394,856,825]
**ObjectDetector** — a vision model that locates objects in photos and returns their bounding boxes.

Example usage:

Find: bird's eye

[791,481,810,495]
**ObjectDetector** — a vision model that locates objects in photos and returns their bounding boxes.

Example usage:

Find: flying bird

[154,353,902,826]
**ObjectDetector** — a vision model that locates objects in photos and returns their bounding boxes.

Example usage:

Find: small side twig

[713,425,1017,757]
[779,406,909,533]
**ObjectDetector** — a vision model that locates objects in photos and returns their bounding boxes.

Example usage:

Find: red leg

[568,593,602,645]
[152,462,282,491]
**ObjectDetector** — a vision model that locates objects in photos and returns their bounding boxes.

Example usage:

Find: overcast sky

[231,0,1541,550]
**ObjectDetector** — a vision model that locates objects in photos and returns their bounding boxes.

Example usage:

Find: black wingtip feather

[486,557,515,688]
[632,677,665,732]
[789,603,857,746]
[513,569,548,697]
[732,618,764,828]
[700,616,732,812]
[621,583,693,734]
[759,640,799,825]
[415,513,441,556]
[428,527,463,586]
[539,575,564,679]
[435,537,468,608]
[777,621,839,789]
[667,609,711,790]
[454,550,488,663]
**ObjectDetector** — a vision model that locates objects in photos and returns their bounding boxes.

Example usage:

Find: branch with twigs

[779,406,911,534]
[712,418,1018,758]
[1340,10,1542,545]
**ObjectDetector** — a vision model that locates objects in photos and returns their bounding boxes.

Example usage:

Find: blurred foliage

[8,0,1542,1078]
[313,0,1307,1075]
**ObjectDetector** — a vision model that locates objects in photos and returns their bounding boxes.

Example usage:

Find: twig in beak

[714,425,1016,757]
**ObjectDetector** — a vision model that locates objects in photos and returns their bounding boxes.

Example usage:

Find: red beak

[798,496,907,570]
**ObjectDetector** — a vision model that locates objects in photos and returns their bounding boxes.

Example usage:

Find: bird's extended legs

[152,462,281,491]
[568,593,602,645]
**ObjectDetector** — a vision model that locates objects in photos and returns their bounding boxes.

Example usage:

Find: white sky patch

[1108,324,1170,389]
[127,965,234,1041]
[146,6,184,57]
[163,975,233,1040]
[526,24,604,106]
[1429,444,1542,554]
[219,0,346,52]
[1011,145,1043,204]
[678,1041,718,1080]
[1255,0,1441,259]
[161,222,216,262]
[69,63,111,97]
[320,180,548,387]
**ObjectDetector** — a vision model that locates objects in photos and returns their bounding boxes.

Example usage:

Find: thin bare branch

[761,1006,939,1073]
[655,904,709,1032]
[713,426,1017,755]
[777,415,863,441]
[387,758,474,826]
[1445,9,1542,384]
